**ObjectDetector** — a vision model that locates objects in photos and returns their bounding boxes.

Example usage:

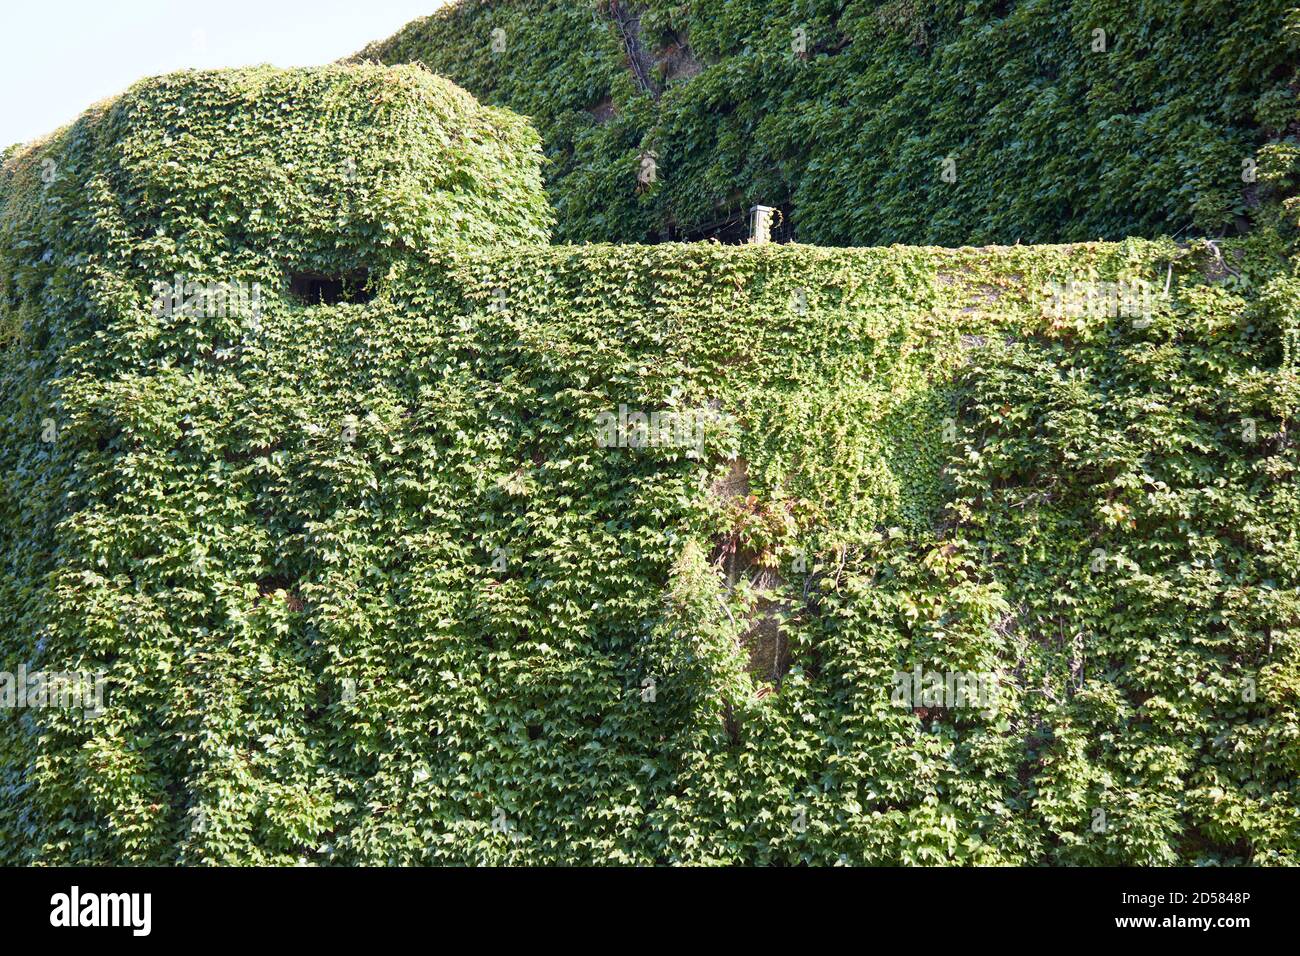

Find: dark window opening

[288,270,373,306]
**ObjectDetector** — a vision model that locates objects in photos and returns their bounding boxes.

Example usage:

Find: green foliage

[1,55,1296,865]
[0,63,555,863]
[947,248,1300,863]
[357,0,1300,246]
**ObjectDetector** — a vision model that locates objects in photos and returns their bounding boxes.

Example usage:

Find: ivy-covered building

[1,3,1298,864]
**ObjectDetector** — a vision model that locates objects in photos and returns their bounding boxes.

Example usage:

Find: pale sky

[0,0,448,149]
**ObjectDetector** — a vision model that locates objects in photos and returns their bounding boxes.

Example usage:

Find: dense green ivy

[2,64,1296,863]
[2,59,1297,864]
[356,0,1300,246]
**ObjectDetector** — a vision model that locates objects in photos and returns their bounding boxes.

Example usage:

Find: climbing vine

[356,0,1300,246]
[0,44,1296,864]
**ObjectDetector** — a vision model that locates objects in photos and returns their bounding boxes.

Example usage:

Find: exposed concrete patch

[588,97,617,124]
[658,36,702,85]
[711,455,750,502]
[606,0,660,97]
[708,456,794,685]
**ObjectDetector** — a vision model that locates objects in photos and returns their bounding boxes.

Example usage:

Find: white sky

[1,0,448,149]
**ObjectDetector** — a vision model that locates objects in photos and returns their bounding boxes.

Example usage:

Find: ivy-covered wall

[1,53,1298,864]
[356,0,1300,246]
